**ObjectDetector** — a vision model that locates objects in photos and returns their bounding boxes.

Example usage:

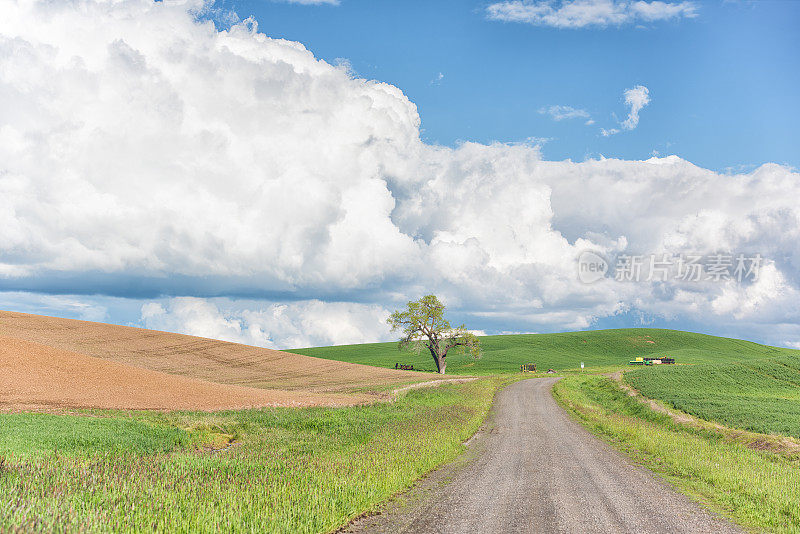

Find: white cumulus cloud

[1,1,799,348]
[620,84,650,129]
[140,297,393,349]
[602,84,650,135]
[486,0,698,28]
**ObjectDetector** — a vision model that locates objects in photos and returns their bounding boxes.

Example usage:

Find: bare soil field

[0,311,439,411]
[0,335,369,411]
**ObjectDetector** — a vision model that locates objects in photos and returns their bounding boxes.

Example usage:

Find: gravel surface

[345,377,742,534]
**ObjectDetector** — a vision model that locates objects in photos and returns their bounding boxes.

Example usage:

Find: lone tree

[388,295,480,374]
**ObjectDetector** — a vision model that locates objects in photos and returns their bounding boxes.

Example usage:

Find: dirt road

[346,377,741,534]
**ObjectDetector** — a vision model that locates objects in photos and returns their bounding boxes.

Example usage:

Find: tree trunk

[428,345,445,374]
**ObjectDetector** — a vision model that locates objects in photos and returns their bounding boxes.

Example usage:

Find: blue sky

[2,0,800,350]
[225,0,799,171]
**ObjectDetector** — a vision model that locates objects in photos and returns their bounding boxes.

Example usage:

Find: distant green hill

[288,328,795,375]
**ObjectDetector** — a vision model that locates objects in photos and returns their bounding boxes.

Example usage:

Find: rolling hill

[0,311,442,411]
[0,335,362,411]
[288,328,797,374]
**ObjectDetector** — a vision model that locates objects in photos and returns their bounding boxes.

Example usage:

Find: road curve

[345,377,741,534]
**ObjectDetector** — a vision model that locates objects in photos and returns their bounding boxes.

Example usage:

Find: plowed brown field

[0,311,437,411]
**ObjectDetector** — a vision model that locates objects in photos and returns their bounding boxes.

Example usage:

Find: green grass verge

[0,413,203,456]
[626,354,800,438]
[0,378,507,533]
[288,328,796,374]
[553,374,800,533]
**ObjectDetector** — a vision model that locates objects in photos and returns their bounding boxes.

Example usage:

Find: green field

[626,354,800,438]
[0,379,505,533]
[289,327,800,532]
[553,374,800,533]
[289,328,794,374]
[6,328,800,533]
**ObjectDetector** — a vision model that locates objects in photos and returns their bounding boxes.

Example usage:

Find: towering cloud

[1,0,798,347]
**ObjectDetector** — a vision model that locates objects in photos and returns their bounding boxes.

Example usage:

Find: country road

[345,377,741,534]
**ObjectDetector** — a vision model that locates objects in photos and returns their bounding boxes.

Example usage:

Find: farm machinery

[628,356,676,366]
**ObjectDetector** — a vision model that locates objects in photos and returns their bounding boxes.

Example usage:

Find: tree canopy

[388,295,480,374]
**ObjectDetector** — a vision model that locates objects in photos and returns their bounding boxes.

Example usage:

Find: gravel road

[345,377,741,534]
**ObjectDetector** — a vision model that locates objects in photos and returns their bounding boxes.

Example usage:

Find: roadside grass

[288,328,796,374]
[0,378,506,533]
[0,413,203,456]
[626,354,800,438]
[553,374,800,533]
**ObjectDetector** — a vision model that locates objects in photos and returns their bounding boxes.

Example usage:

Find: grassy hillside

[626,354,800,438]
[289,328,794,374]
[0,379,505,533]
